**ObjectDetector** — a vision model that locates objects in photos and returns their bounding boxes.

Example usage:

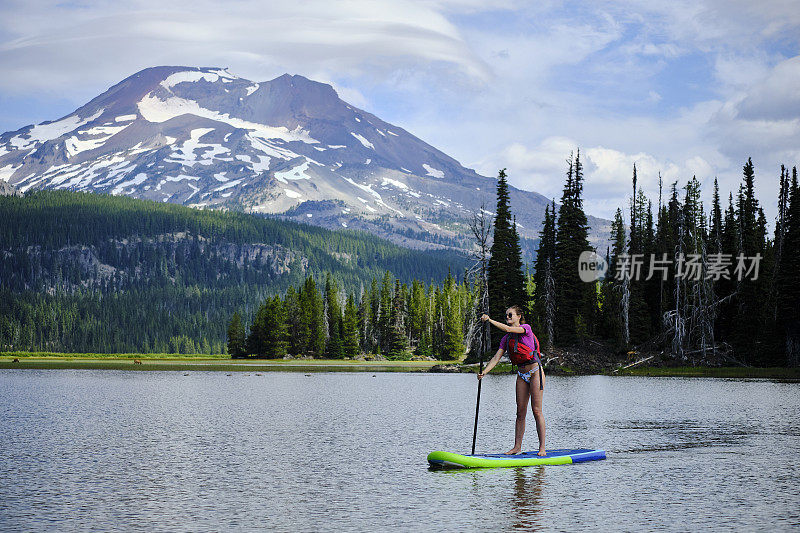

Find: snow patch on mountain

[10,109,104,150]
[112,173,148,195]
[65,123,132,157]
[213,179,242,192]
[161,70,222,91]
[423,164,444,179]
[165,128,230,167]
[350,133,374,149]
[381,177,407,190]
[137,92,318,144]
[274,160,313,183]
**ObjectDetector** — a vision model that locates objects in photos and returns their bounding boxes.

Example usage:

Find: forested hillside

[0,191,469,353]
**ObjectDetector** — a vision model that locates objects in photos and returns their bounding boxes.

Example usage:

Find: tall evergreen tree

[301,276,326,357]
[533,200,557,350]
[602,208,627,346]
[246,296,288,358]
[284,285,303,356]
[408,279,427,353]
[554,150,594,342]
[342,293,360,359]
[386,279,409,358]
[710,178,723,253]
[226,311,246,358]
[378,271,394,354]
[777,168,800,366]
[732,158,767,362]
[487,168,527,347]
[324,273,344,359]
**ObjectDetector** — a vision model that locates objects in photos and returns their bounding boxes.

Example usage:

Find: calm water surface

[1,370,798,531]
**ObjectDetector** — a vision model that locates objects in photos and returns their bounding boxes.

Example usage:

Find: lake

[1,370,798,531]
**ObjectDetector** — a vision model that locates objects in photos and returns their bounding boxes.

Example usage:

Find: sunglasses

[506,313,514,318]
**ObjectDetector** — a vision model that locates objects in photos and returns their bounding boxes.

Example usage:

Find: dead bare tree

[464,204,492,359]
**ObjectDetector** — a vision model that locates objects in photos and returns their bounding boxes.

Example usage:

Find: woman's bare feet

[505,447,522,455]
[537,448,547,456]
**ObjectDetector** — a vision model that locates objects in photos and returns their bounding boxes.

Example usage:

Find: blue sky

[1,0,798,223]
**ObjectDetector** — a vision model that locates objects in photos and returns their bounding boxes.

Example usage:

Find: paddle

[471,358,483,455]
[471,313,488,455]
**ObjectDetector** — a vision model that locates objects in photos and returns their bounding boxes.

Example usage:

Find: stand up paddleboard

[427,448,606,469]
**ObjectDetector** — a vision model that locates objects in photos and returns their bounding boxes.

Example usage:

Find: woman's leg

[530,366,546,455]
[506,375,530,454]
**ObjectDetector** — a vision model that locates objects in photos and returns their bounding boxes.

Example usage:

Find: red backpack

[508,332,544,390]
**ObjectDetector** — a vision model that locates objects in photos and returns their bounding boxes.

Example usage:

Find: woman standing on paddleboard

[477,305,546,456]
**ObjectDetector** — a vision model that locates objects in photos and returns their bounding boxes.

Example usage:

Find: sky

[1,0,798,225]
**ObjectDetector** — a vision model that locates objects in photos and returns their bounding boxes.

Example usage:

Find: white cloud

[0,0,490,94]
[734,56,800,121]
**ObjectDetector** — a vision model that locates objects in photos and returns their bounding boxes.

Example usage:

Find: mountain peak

[264,73,341,109]
[0,66,612,254]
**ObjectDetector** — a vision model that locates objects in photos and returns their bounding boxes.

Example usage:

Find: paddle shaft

[471,317,488,455]
[471,360,483,455]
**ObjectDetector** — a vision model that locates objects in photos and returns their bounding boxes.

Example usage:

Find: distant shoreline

[0,353,454,372]
[0,354,797,379]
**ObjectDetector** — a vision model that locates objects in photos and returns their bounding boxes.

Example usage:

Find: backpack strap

[531,332,543,391]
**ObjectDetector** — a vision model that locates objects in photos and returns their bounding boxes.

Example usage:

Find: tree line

[531,155,799,366]
[228,270,475,360]
[234,154,799,367]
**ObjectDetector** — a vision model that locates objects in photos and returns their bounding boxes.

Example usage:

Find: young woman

[478,305,546,456]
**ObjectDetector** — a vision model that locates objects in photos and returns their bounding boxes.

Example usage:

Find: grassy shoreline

[1,354,797,378]
[0,352,456,372]
[610,366,800,379]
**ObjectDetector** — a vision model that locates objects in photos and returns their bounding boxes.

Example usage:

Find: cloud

[734,56,800,121]
[0,0,490,95]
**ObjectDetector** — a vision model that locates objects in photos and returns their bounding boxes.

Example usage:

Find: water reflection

[510,466,545,530]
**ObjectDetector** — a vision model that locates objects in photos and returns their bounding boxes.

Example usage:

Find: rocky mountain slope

[0,66,611,254]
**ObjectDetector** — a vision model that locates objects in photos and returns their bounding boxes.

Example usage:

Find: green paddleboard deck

[427,448,606,469]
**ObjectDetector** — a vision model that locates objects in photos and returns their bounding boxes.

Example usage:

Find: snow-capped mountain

[0,66,610,252]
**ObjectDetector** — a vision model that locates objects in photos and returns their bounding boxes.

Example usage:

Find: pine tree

[440,272,465,359]
[324,273,344,359]
[710,178,723,254]
[342,293,360,359]
[301,276,326,357]
[408,279,427,353]
[629,181,652,344]
[487,168,527,347]
[533,201,556,350]
[777,168,800,366]
[386,279,409,358]
[226,311,246,358]
[284,284,302,356]
[732,158,767,362]
[378,271,394,354]
[554,150,594,343]
[246,296,288,358]
[602,208,626,346]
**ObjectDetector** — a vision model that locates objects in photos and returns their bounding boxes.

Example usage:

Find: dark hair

[507,305,526,324]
